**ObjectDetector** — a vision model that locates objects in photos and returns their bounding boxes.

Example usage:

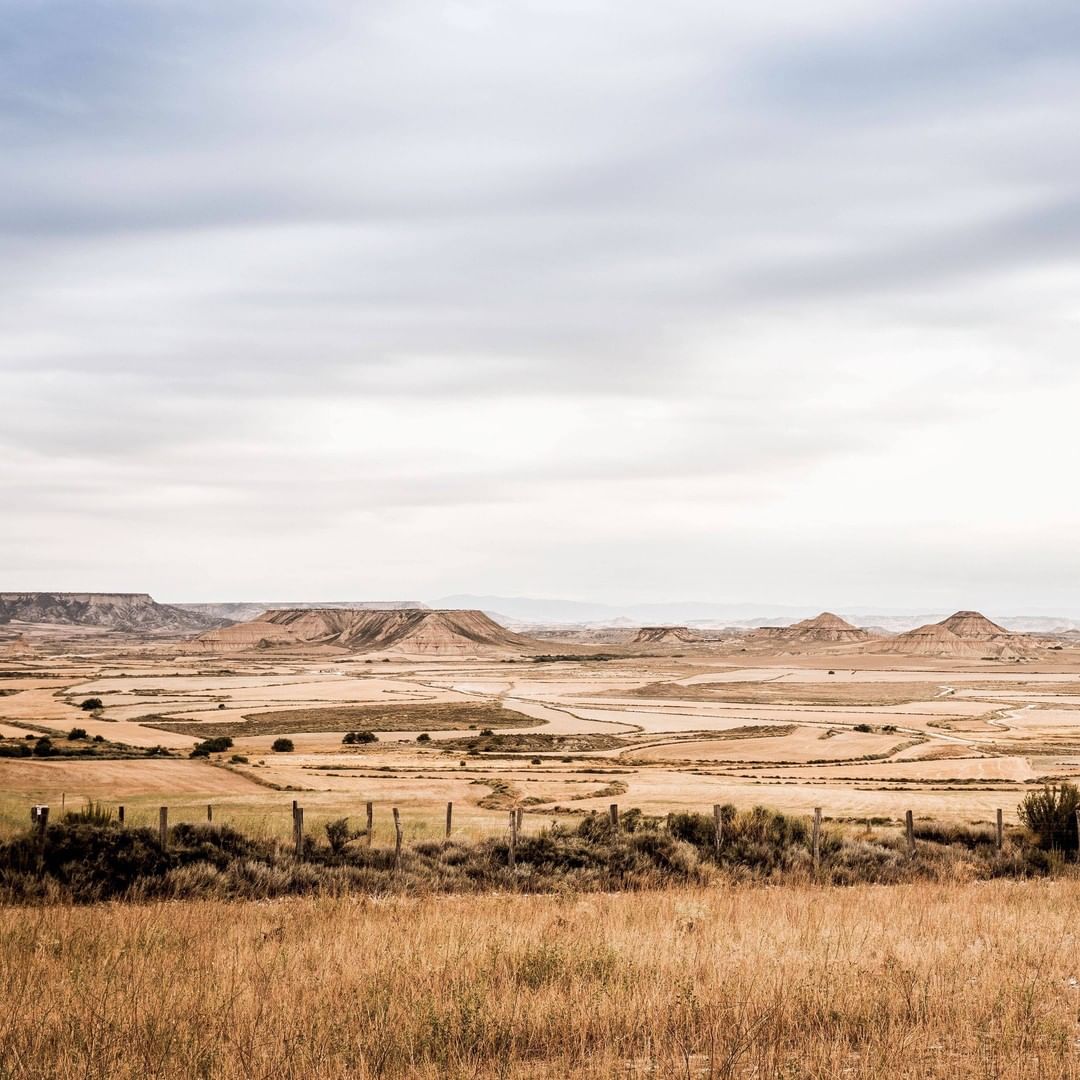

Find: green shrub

[67,727,88,740]
[343,731,377,745]
[33,737,54,757]
[229,754,249,764]
[1018,783,1080,851]
[853,723,873,733]
[79,698,104,711]
[271,738,294,753]
[416,733,431,743]
[190,736,234,758]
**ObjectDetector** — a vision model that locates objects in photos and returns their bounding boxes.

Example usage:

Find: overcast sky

[3,0,1080,610]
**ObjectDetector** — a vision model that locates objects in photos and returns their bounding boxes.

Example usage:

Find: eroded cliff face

[876,610,1040,659]
[196,607,554,657]
[0,592,224,633]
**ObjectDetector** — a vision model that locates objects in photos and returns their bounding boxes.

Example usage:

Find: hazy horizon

[4,1,1080,607]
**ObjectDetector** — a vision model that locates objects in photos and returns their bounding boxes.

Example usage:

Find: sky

[2,0,1080,611]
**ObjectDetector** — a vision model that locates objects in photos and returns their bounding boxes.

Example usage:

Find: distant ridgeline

[177,600,428,623]
[0,592,224,633]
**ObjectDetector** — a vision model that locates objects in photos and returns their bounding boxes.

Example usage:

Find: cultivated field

[6,637,1080,839]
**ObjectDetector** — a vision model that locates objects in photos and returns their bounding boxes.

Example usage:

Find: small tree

[1018,783,1080,850]
[79,697,103,712]
[271,738,294,753]
[67,727,88,740]
[33,736,54,757]
[416,733,431,743]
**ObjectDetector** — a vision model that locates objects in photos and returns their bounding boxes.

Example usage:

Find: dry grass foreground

[3,882,1080,1079]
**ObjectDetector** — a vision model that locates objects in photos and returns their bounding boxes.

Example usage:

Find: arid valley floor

[6,611,1080,842]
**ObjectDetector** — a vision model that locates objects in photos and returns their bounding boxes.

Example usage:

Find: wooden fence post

[207,804,213,823]
[515,807,524,834]
[609,803,619,830]
[366,801,374,846]
[996,808,1004,850]
[118,805,125,825]
[294,807,304,859]
[392,808,402,870]
[905,810,915,856]
[31,805,49,839]
[508,809,517,869]
[61,793,65,817]
[445,801,453,839]
[812,808,822,875]
[159,806,168,849]
[713,804,723,855]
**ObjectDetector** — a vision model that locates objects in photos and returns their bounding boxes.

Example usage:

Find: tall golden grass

[3,881,1079,1077]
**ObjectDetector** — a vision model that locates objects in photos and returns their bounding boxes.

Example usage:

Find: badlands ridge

[0,591,1058,661]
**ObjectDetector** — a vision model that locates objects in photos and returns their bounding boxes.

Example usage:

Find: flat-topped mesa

[195,607,565,657]
[631,626,699,644]
[0,591,223,633]
[878,610,1037,659]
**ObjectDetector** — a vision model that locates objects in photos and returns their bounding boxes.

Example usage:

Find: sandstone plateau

[631,626,700,644]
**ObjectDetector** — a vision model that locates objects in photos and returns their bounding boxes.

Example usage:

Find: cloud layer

[3,0,1080,609]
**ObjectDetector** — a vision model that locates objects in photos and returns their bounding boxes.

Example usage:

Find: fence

[27,800,1015,868]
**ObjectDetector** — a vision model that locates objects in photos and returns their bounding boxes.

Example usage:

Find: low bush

[79,698,103,711]
[67,727,88,740]
[190,736,234,758]
[1018,783,1080,851]
[343,731,377,745]
[271,738,294,753]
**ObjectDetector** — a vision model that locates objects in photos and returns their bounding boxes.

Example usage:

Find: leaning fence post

[445,801,453,838]
[812,807,822,875]
[392,808,402,870]
[118,805,125,825]
[366,801,374,846]
[609,803,619,830]
[508,809,517,869]
[294,806,304,859]
[996,808,1004,850]
[159,806,168,849]
[905,810,915,856]
[713,804,723,855]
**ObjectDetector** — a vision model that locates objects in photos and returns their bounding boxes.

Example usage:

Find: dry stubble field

[5,882,1080,1078]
